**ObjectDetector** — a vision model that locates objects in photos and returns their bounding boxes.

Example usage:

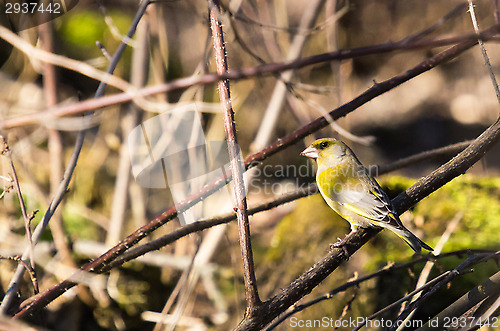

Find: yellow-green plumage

[301,138,433,253]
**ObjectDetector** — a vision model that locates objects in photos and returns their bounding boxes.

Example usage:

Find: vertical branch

[209,0,262,314]
[39,17,97,308]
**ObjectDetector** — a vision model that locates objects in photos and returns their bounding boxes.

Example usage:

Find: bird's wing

[334,184,390,222]
[318,165,402,224]
[320,164,392,221]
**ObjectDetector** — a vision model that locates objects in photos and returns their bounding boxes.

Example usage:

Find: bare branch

[392,252,500,328]
[209,0,261,313]
[419,269,500,330]
[373,140,472,175]
[0,137,38,293]
[264,249,494,331]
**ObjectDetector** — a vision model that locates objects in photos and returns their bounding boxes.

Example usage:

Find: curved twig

[264,249,495,331]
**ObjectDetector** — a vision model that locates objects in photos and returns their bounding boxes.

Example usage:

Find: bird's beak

[300,146,319,159]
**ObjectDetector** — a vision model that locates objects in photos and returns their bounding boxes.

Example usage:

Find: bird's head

[301,138,349,165]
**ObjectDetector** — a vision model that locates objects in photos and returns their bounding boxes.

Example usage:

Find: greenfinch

[301,138,433,253]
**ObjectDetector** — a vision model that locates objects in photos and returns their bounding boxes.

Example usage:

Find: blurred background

[0,0,500,330]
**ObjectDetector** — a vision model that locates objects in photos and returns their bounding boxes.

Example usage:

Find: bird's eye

[319,141,329,149]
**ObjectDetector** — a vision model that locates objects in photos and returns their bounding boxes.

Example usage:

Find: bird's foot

[330,231,355,258]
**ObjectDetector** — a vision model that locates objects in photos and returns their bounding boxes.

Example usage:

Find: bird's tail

[394,228,433,253]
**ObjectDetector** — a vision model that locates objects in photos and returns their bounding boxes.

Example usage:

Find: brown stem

[39,20,76,275]
[209,0,261,314]
[40,19,97,309]
[264,249,496,330]
[373,140,472,175]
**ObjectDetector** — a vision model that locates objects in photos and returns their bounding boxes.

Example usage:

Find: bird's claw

[329,233,353,258]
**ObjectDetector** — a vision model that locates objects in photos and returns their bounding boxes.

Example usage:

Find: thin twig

[39,17,79,290]
[106,14,149,247]
[0,256,38,295]
[0,133,87,315]
[251,0,327,152]
[401,2,468,44]
[419,269,500,330]
[209,0,261,313]
[396,211,463,330]
[106,184,317,270]
[372,140,472,175]
[353,271,459,331]
[358,252,499,331]
[392,252,500,329]
[468,0,500,103]
[153,238,200,331]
